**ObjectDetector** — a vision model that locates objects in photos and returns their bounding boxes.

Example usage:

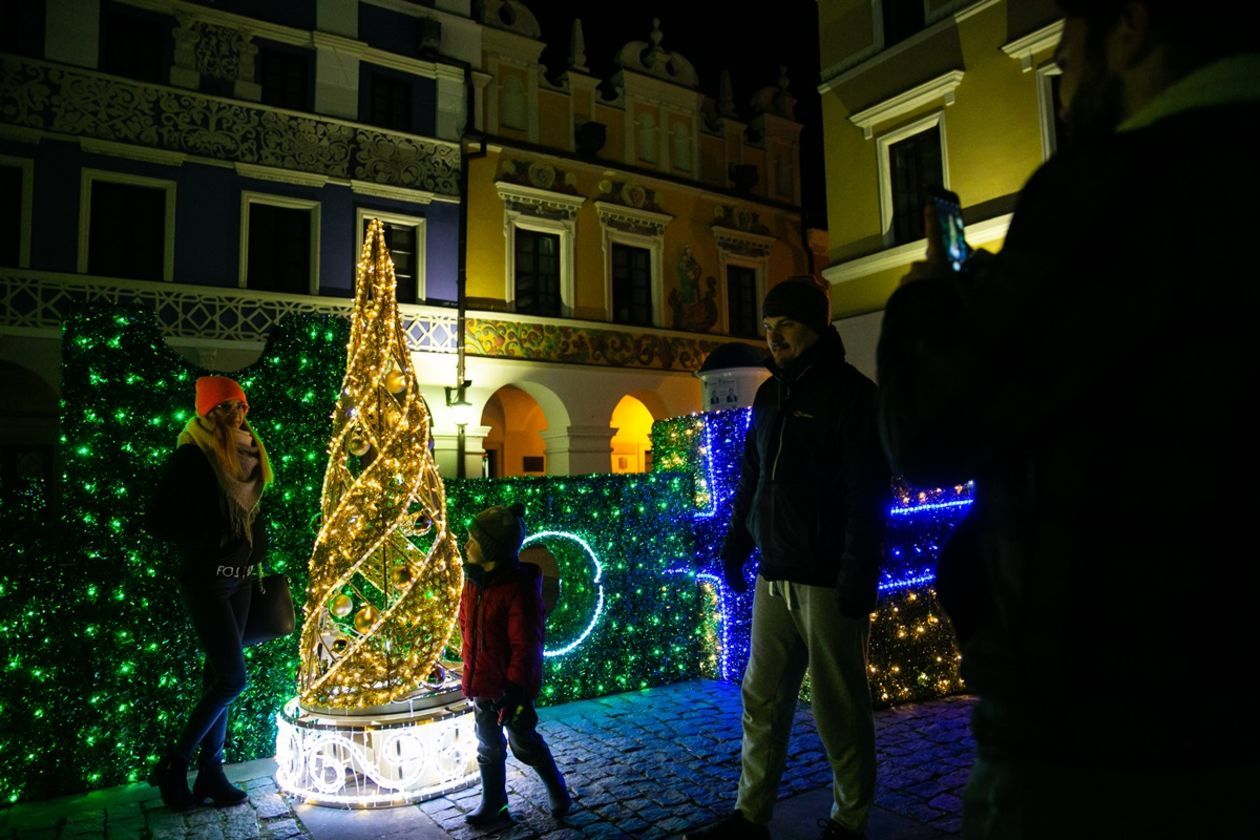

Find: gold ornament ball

[353,605,380,634]
[391,565,413,587]
[385,370,407,394]
[348,434,371,457]
[329,594,354,618]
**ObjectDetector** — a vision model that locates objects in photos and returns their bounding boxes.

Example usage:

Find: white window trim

[497,183,584,317]
[1035,60,1063,161]
[849,70,964,139]
[78,169,177,281]
[712,227,775,336]
[876,110,950,247]
[0,155,34,268]
[238,191,321,294]
[1001,20,1065,72]
[595,201,672,328]
[354,208,427,303]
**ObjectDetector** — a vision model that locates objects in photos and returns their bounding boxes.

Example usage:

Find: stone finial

[718,70,736,118]
[570,19,588,72]
[642,17,663,68]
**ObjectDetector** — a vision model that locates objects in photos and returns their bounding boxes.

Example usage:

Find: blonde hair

[209,413,244,479]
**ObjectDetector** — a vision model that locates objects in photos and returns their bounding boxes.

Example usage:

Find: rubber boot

[534,751,571,817]
[149,754,196,811]
[465,759,511,827]
[192,760,248,806]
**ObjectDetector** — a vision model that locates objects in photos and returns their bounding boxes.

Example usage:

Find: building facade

[0,0,810,483]
[816,0,1063,373]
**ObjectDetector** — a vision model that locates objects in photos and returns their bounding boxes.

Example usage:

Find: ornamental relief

[466,317,723,371]
[0,58,460,196]
[0,58,53,128]
[192,21,251,82]
[53,71,161,145]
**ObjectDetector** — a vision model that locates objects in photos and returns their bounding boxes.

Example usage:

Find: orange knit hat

[195,376,249,418]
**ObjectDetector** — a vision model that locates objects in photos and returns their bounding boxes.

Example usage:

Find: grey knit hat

[469,502,527,566]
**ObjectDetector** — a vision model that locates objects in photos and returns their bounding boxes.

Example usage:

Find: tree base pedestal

[275,683,478,808]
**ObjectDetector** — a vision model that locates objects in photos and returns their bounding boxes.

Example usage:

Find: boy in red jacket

[458,502,570,826]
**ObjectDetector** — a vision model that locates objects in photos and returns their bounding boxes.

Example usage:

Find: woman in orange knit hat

[147,375,274,810]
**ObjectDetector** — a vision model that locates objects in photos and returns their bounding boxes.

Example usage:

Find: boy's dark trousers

[470,697,569,820]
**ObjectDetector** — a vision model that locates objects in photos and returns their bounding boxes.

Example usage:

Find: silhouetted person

[877,3,1260,837]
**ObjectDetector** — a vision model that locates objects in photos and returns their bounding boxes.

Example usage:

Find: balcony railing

[1,271,751,371]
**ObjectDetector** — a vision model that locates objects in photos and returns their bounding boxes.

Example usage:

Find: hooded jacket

[459,560,545,700]
[721,327,889,609]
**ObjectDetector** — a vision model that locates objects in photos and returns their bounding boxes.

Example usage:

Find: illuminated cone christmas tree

[298,219,462,710]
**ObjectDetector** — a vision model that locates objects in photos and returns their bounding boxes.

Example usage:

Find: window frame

[354,208,427,304]
[609,241,655,328]
[0,155,34,268]
[595,201,671,329]
[876,110,950,247]
[238,191,321,295]
[497,183,584,318]
[78,169,176,282]
[712,224,774,338]
[512,226,564,317]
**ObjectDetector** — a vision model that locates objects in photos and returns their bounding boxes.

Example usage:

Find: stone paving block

[251,793,290,821]
[258,817,302,839]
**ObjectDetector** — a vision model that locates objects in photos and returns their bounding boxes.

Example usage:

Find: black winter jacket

[149,444,267,578]
[721,328,889,610]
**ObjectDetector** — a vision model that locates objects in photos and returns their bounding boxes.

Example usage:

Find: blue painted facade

[0,0,463,307]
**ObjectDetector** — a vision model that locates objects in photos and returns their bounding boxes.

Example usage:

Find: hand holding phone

[925,187,972,273]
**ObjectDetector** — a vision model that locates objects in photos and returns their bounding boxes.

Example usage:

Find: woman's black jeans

[173,573,252,765]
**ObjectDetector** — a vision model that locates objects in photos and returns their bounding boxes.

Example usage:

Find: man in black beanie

[688,277,890,840]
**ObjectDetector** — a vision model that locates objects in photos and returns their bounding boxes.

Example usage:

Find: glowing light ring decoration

[275,693,478,808]
[878,573,937,593]
[525,530,605,658]
[889,499,973,516]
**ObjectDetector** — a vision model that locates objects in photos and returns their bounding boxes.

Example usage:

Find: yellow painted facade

[817,0,1063,317]
[468,10,812,339]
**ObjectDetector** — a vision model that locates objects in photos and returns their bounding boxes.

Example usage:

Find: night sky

[524,2,826,230]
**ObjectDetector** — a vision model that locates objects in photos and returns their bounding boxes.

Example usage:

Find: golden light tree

[298,219,462,710]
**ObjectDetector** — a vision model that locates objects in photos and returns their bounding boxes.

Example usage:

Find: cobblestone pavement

[0,680,975,839]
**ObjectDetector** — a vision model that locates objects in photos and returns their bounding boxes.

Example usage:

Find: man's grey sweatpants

[735,575,876,832]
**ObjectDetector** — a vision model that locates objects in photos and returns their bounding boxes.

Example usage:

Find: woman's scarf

[177,416,274,546]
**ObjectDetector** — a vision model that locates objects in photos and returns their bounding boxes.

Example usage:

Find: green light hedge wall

[0,303,705,804]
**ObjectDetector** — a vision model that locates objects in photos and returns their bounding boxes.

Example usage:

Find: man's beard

[1063,61,1126,146]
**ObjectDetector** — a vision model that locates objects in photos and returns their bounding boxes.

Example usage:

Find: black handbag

[243,573,295,647]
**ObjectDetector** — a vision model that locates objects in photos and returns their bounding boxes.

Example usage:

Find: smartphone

[926,187,972,272]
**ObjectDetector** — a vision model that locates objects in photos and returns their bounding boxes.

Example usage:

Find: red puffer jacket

[458,562,545,700]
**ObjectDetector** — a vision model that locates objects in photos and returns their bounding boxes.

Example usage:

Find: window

[100,5,164,83]
[0,3,44,59]
[261,46,310,111]
[368,72,412,132]
[240,193,319,295]
[79,171,175,281]
[611,244,652,327]
[356,210,426,304]
[596,201,671,328]
[498,183,583,317]
[726,265,759,338]
[887,125,941,243]
[0,163,26,268]
[514,229,561,317]
[882,0,925,49]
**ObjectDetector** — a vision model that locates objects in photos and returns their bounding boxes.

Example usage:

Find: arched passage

[609,394,655,473]
[480,385,548,477]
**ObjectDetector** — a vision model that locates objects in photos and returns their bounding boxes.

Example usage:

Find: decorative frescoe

[669,245,718,332]
[297,219,462,710]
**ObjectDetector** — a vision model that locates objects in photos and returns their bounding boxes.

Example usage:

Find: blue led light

[889,499,973,516]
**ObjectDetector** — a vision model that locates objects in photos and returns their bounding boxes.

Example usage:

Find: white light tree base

[275,685,478,808]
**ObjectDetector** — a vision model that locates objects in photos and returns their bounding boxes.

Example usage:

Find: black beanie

[470,502,527,566]
[762,278,830,335]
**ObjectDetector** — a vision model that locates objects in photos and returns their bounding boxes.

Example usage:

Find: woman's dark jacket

[458,560,545,700]
[721,327,889,612]
[149,444,267,577]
